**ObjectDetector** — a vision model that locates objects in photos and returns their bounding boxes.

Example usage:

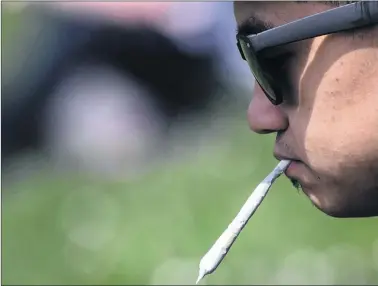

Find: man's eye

[263,53,292,71]
[262,53,297,104]
[275,55,291,70]
[262,53,293,85]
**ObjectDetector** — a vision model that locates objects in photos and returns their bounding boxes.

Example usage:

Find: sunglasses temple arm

[251,2,378,52]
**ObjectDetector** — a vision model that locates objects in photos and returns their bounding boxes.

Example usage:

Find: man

[233,1,378,217]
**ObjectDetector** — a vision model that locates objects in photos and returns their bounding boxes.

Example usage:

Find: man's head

[234,1,378,217]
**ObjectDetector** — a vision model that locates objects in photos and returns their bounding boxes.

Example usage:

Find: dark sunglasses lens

[238,38,278,104]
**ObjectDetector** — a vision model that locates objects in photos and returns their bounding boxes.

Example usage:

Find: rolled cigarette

[196,160,291,284]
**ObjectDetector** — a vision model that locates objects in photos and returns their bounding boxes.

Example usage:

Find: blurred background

[2,2,378,285]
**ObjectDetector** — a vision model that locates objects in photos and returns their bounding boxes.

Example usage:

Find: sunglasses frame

[237,1,378,105]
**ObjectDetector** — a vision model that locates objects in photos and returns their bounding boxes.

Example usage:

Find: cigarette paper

[196,160,290,284]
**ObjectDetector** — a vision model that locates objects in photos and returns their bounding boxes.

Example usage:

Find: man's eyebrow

[236,13,275,36]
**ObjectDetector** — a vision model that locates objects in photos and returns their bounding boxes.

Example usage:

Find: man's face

[234,2,378,217]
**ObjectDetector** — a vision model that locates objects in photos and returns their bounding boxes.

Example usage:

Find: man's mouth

[273,152,315,192]
[273,152,301,167]
[273,152,304,181]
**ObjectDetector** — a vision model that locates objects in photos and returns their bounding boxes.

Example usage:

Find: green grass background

[3,114,378,285]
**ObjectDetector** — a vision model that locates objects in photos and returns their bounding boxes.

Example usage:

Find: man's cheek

[302,112,348,173]
[303,115,373,181]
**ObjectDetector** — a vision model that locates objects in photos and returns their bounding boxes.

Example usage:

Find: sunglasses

[237,2,378,105]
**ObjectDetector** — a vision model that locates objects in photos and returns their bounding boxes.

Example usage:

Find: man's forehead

[234,2,332,34]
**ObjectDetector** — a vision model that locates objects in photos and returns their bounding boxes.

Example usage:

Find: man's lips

[273,152,303,177]
[284,160,303,176]
[273,152,315,190]
[273,152,301,164]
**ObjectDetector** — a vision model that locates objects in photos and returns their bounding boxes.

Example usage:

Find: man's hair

[304,1,358,7]
[327,1,358,6]
[263,1,360,8]
[324,1,376,39]
[299,1,359,8]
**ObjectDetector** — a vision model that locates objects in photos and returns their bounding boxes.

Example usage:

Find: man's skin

[233,1,378,217]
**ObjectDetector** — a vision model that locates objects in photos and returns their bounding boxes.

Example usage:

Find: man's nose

[247,84,289,134]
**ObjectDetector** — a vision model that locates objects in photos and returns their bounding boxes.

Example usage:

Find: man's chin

[289,182,378,218]
[284,163,378,218]
[316,205,376,218]
[289,184,346,217]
